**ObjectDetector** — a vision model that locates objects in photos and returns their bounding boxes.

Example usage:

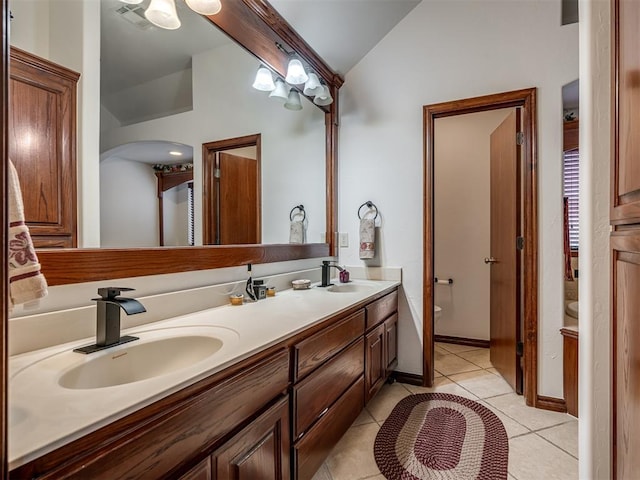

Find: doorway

[202,134,261,245]
[423,88,539,407]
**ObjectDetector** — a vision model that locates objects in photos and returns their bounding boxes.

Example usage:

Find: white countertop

[8,279,399,470]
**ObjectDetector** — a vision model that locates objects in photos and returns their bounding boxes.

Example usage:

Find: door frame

[202,133,261,245]
[423,88,539,407]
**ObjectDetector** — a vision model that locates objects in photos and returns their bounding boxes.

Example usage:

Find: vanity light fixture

[284,90,303,111]
[269,79,290,101]
[252,66,276,91]
[129,0,222,30]
[303,72,323,96]
[169,151,183,156]
[313,84,334,106]
[285,58,309,85]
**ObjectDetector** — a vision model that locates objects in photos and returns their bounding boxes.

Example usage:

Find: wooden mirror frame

[24,0,344,286]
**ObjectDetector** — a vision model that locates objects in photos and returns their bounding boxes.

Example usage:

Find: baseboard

[392,371,423,386]
[536,395,567,413]
[434,335,490,349]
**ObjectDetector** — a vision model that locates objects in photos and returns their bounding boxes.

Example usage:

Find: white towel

[8,160,48,311]
[289,220,304,244]
[359,218,375,259]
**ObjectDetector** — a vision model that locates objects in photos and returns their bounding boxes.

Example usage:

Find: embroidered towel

[8,160,48,311]
[289,220,304,244]
[359,218,375,259]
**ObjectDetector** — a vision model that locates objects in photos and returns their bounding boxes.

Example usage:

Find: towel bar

[290,205,306,222]
[357,201,379,220]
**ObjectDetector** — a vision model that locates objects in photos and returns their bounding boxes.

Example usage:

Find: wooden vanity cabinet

[291,309,366,480]
[9,47,79,248]
[364,291,399,402]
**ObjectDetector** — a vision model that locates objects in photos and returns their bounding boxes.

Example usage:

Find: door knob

[484,257,498,264]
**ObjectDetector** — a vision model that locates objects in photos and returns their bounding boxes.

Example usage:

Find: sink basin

[326,283,374,293]
[59,334,224,389]
[12,326,239,391]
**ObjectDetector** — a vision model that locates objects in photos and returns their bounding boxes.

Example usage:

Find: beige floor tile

[434,369,443,378]
[435,353,483,375]
[403,376,453,393]
[351,407,376,427]
[458,348,494,368]
[508,433,578,479]
[435,344,449,355]
[508,475,517,480]
[436,342,484,354]
[477,400,530,438]
[487,367,501,376]
[449,369,513,399]
[362,476,385,480]
[311,463,333,480]
[537,420,579,458]
[434,349,449,361]
[404,378,480,401]
[325,423,381,480]
[486,393,572,431]
[365,383,411,423]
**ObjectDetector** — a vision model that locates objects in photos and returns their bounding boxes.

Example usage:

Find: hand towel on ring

[359,218,375,259]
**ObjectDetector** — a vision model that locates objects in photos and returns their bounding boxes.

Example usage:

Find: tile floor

[312,343,578,480]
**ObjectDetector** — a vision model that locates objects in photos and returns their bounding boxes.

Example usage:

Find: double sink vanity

[9,278,400,479]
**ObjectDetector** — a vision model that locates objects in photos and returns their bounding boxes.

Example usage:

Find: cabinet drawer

[293,338,364,439]
[365,290,398,330]
[294,309,365,381]
[20,350,290,480]
[294,376,365,480]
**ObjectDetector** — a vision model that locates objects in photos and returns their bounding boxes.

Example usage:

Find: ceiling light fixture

[284,90,303,111]
[169,151,183,156]
[313,84,334,106]
[269,79,290,101]
[303,72,323,96]
[127,0,221,30]
[285,58,308,85]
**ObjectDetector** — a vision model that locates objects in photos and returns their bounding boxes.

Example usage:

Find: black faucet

[320,261,345,287]
[74,287,146,354]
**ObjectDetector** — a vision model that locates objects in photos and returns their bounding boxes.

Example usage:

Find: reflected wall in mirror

[10,0,327,248]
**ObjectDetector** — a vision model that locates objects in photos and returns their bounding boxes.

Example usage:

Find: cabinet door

[180,458,212,480]
[385,313,398,376]
[365,324,385,402]
[212,396,290,480]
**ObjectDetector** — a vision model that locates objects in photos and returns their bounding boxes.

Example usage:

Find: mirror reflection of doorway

[202,134,261,245]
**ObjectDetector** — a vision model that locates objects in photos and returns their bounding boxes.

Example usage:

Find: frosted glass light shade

[269,79,290,101]
[120,0,143,4]
[185,0,222,15]
[252,67,275,91]
[285,59,308,85]
[313,84,333,106]
[145,0,181,29]
[303,73,323,96]
[284,90,303,111]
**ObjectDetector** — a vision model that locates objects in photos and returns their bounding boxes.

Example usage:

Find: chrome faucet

[74,287,146,354]
[320,261,345,287]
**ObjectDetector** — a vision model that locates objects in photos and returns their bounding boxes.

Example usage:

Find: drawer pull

[318,407,329,419]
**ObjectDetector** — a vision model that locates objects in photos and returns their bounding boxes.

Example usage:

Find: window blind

[563,150,579,250]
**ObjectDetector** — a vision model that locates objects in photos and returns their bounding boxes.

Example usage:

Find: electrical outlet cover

[339,233,349,247]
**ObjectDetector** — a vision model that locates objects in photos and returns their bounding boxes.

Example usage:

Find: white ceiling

[101,141,194,164]
[101,0,421,95]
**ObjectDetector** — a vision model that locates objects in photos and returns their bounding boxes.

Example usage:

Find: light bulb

[285,58,308,85]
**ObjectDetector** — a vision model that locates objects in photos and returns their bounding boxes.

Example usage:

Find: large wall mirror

[6,0,341,285]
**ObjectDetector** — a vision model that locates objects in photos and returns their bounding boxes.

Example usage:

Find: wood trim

[391,371,423,386]
[433,335,490,349]
[37,244,328,286]
[563,120,579,152]
[1,0,7,476]
[326,86,338,256]
[423,88,538,407]
[202,134,261,245]
[536,395,568,413]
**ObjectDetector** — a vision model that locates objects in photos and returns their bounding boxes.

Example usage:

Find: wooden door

[211,396,290,480]
[216,152,259,244]
[179,458,212,480]
[488,110,522,393]
[612,1,640,476]
[384,313,398,377]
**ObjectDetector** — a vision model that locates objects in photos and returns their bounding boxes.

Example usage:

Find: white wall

[10,0,102,248]
[100,157,158,247]
[101,41,327,246]
[434,109,512,341]
[338,0,578,398]
[579,0,611,476]
[163,183,190,246]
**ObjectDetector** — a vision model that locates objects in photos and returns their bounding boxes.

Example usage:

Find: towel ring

[357,201,379,220]
[290,204,306,222]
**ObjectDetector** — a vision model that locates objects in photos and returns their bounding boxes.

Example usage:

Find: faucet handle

[95,287,136,301]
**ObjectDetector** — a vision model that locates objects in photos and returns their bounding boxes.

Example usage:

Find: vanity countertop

[9,279,399,470]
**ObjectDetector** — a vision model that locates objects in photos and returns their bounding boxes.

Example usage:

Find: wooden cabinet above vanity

[10,284,399,480]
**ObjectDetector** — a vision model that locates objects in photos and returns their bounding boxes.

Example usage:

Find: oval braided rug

[374,393,508,479]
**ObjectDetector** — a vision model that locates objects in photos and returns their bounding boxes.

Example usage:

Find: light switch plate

[339,233,349,247]
[320,232,326,243]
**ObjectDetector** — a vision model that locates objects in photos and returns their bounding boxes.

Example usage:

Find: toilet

[434,305,442,322]
[565,301,578,319]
